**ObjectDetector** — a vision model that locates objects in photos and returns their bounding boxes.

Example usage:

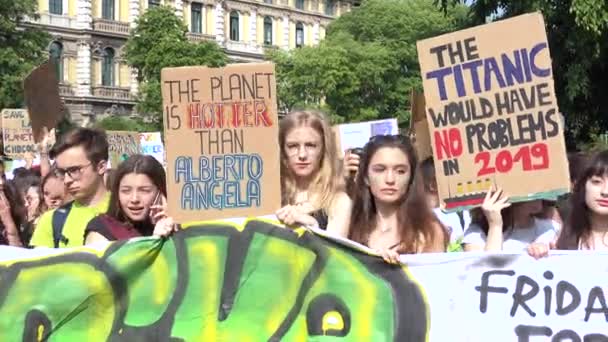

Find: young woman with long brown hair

[348,135,447,263]
[529,150,608,257]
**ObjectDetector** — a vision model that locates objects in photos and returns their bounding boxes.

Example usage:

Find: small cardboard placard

[410,89,433,162]
[23,60,64,143]
[416,12,569,211]
[106,131,141,168]
[161,63,281,223]
[334,118,399,157]
[1,109,42,159]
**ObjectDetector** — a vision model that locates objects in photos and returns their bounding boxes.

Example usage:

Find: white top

[463,217,560,252]
[433,208,470,243]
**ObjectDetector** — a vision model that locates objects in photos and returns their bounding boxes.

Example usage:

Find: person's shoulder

[29,210,56,247]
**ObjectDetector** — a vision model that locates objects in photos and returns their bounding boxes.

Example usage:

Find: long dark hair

[557,150,608,249]
[107,155,166,225]
[348,135,445,254]
[0,180,27,241]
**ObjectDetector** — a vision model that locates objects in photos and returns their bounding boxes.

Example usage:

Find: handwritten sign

[1,109,37,158]
[161,63,281,223]
[106,131,141,168]
[416,13,570,211]
[139,132,165,165]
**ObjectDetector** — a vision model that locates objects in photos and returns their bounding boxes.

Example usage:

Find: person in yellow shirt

[30,128,109,248]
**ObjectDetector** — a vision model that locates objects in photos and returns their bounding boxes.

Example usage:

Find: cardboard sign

[139,132,165,166]
[410,90,433,162]
[1,109,37,158]
[23,60,64,143]
[106,131,141,168]
[416,12,570,211]
[161,63,281,223]
[334,118,399,157]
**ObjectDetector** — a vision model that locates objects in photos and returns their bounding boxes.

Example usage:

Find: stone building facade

[24,0,357,124]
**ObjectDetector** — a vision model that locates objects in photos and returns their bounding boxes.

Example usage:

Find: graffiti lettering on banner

[161,63,281,222]
[416,12,570,211]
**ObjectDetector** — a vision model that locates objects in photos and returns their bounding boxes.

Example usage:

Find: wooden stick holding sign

[161,63,281,223]
[416,12,570,211]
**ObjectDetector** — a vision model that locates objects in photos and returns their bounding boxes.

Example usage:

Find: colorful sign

[416,13,570,211]
[0,220,605,341]
[139,132,165,165]
[161,63,281,223]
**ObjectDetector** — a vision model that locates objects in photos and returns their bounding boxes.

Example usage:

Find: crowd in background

[0,110,607,263]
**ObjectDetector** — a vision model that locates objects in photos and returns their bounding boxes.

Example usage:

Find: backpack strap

[52,202,73,248]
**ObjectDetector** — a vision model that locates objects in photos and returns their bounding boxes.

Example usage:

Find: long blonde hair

[279,111,341,211]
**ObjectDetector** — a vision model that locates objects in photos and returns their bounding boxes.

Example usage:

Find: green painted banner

[0,219,428,341]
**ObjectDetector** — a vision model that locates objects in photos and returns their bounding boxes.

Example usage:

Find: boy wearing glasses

[30,128,109,248]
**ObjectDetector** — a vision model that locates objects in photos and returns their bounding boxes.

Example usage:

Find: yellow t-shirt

[30,194,110,248]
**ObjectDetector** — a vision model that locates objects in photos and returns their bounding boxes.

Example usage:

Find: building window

[325,0,335,15]
[102,0,115,20]
[49,0,63,14]
[295,22,304,47]
[148,0,160,8]
[264,0,272,3]
[191,3,202,33]
[102,48,115,86]
[49,42,63,81]
[229,11,239,41]
[295,0,304,10]
[263,16,273,45]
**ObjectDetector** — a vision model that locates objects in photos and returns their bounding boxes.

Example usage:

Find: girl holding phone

[84,155,176,244]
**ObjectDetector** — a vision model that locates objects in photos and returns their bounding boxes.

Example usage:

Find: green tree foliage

[268,0,468,125]
[0,0,50,109]
[124,6,228,129]
[438,0,608,149]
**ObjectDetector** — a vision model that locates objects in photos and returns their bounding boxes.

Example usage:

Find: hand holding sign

[481,186,511,228]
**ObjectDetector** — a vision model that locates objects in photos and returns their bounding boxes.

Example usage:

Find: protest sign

[139,132,165,165]
[1,109,37,158]
[106,131,141,168]
[0,219,605,341]
[23,60,64,143]
[334,118,399,157]
[161,63,281,223]
[417,12,570,211]
[410,90,433,161]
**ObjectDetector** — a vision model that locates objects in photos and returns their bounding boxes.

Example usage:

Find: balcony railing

[186,32,215,43]
[27,13,77,29]
[92,18,130,35]
[225,40,264,55]
[92,86,133,100]
[58,84,75,96]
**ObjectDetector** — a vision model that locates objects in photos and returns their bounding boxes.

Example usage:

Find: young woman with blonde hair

[276,111,351,236]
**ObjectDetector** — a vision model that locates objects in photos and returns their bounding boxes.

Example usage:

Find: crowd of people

[0,110,607,263]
